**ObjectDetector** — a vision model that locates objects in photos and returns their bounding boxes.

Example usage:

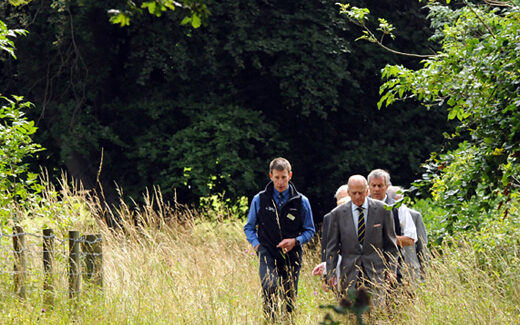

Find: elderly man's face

[336,189,350,206]
[369,176,389,201]
[348,181,368,207]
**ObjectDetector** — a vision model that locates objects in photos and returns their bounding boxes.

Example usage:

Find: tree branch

[362,25,435,58]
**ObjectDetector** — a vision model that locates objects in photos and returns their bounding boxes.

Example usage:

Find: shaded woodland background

[0,0,451,220]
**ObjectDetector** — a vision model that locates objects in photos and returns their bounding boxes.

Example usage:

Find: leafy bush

[381,3,520,233]
[199,193,249,222]
[1,20,43,228]
[142,103,287,200]
[462,195,520,271]
[0,19,26,58]
[414,141,508,239]
[341,1,520,239]
[0,96,44,228]
[0,17,103,238]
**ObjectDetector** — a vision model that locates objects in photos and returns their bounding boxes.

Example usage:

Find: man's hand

[327,276,338,288]
[276,238,297,253]
[311,262,326,276]
[254,244,259,252]
[396,235,414,247]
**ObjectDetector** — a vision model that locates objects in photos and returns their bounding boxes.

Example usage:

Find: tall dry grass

[1,179,519,324]
[384,242,520,324]
[0,181,333,324]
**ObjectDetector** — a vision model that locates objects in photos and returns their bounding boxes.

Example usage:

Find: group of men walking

[243,157,428,321]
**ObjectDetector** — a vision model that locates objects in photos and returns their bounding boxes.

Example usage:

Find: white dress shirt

[392,196,417,242]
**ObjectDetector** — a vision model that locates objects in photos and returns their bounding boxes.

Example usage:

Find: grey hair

[367,169,391,186]
[387,185,403,200]
[334,185,349,199]
[347,175,368,188]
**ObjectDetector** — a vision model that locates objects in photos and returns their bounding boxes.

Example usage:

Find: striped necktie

[357,207,365,244]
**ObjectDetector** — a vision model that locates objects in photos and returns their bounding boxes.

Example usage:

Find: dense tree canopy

[363,0,520,236]
[0,0,449,219]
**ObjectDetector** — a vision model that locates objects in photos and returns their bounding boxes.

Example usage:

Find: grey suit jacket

[402,208,429,279]
[321,212,332,262]
[325,198,398,290]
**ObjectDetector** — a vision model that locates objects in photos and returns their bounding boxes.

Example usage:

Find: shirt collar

[369,194,387,203]
[352,197,368,212]
[274,188,289,199]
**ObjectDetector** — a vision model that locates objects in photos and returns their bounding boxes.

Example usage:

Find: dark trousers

[258,245,301,320]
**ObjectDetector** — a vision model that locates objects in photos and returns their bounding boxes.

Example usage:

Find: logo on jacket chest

[266,206,276,213]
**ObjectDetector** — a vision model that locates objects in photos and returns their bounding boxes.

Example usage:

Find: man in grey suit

[368,169,417,284]
[325,175,398,295]
[312,184,350,279]
[387,185,429,281]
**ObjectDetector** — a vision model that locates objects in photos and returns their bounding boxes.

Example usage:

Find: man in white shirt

[367,169,417,282]
[387,185,429,281]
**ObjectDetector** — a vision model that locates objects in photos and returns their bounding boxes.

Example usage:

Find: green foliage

[1,0,448,218]
[8,0,32,5]
[0,96,44,224]
[108,0,209,28]
[28,175,99,235]
[199,192,249,221]
[140,103,287,199]
[0,19,26,59]
[416,141,509,234]
[320,286,371,325]
[338,2,431,58]
[180,12,202,28]
[0,18,43,235]
[338,4,370,24]
[410,198,446,245]
[0,17,93,237]
[108,9,131,27]
[348,2,520,237]
[467,207,520,252]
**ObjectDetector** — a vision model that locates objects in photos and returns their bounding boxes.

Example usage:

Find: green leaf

[447,97,455,106]
[108,11,131,27]
[141,2,157,15]
[447,109,457,120]
[180,17,191,25]
[191,14,201,28]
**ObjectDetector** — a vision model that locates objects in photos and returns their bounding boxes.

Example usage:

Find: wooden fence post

[68,230,81,298]
[13,225,26,299]
[82,234,103,287]
[43,228,55,306]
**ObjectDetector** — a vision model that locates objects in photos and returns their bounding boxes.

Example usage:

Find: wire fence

[0,227,103,303]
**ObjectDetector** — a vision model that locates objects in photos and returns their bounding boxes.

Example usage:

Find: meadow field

[1,185,519,324]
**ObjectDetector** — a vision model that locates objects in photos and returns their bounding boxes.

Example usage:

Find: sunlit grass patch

[1,179,520,324]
